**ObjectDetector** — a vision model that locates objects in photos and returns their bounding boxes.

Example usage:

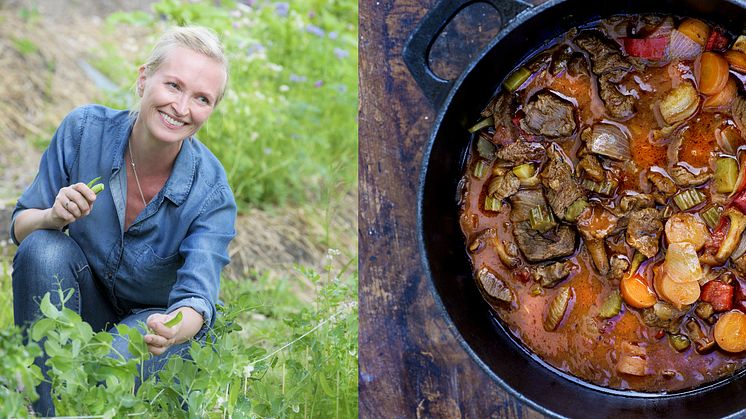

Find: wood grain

[359,0,549,417]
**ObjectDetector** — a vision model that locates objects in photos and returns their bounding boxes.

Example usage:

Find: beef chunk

[618,193,655,214]
[482,92,518,145]
[574,30,635,77]
[599,75,636,119]
[487,172,520,202]
[496,140,546,164]
[532,260,576,288]
[670,165,712,187]
[477,267,515,305]
[626,208,663,258]
[574,30,637,119]
[647,170,677,202]
[520,91,577,138]
[609,255,630,280]
[577,154,605,182]
[540,146,585,220]
[568,52,590,77]
[513,221,576,262]
[641,302,686,333]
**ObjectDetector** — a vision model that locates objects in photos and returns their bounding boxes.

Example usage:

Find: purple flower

[305,24,325,37]
[275,2,289,17]
[289,74,307,82]
[328,31,338,40]
[333,47,349,59]
[314,80,324,88]
[243,0,256,6]
[246,42,265,56]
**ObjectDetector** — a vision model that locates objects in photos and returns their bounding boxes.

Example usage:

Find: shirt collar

[111,114,195,207]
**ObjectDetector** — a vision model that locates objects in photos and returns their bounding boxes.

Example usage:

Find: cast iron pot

[406,0,746,417]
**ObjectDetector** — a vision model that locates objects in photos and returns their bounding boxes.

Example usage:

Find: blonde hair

[131,26,228,116]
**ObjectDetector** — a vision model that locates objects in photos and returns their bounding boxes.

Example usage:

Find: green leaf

[30,318,55,341]
[38,293,60,320]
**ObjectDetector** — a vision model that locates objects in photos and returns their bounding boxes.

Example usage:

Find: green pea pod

[91,183,105,194]
[86,176,102,188]
[164,311,183,328]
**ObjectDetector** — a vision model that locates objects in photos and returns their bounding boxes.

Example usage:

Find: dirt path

[0,1,357,277]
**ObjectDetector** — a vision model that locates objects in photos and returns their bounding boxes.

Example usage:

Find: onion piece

[659,81,700,125]
[668,29,703,60]
[585,123,631,161]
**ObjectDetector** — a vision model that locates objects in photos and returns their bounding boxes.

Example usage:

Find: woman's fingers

[55,184,97,221]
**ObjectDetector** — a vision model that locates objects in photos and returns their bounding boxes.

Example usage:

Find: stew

[460,14,746,392]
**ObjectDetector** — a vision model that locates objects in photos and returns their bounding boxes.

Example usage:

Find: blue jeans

[12,230,192,416]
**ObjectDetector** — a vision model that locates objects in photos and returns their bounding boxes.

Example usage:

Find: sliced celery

[564,198,589,222]
[473,160,489,179]
[512,163,536,180]
[484,195,502,212]
[701,205,722,229]
[529,205,556,233]
[476,136,496,160]
[668,334,691,352]
[715,157,738,194]
[503,67,532,93]
[673,189,706,211]
[582,178,617,196]
[468,116,494,133]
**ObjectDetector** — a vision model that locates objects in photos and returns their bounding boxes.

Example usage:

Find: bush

[102,0,358,210]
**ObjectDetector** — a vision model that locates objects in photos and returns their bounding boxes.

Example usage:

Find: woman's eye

[199,96,210,105]
[166,82,179,89]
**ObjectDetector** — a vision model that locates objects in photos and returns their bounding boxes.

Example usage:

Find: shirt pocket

[134,245,183,292]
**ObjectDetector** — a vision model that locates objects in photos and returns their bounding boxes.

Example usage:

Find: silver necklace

[128,141,148,207]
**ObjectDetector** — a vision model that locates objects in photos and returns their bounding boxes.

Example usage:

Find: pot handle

[403,0,533,110]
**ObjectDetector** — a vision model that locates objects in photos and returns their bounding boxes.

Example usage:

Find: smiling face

[135,46,226,146]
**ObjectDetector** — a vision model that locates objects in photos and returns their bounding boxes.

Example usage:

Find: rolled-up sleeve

[10,108,83,245]
[167,184,236,338]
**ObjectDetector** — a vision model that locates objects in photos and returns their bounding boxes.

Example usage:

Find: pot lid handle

[403,0,532,110]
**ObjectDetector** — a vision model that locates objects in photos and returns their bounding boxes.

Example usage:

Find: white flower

[243,364,255,378]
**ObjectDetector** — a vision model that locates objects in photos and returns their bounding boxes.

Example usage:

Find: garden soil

[0,0,356,279]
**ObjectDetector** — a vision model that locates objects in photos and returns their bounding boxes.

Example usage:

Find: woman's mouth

[159,111,186,128]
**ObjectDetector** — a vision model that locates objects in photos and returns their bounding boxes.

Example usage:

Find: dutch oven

[405,0,746,417]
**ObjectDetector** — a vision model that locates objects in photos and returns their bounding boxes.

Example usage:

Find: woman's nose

[172,94,189,116]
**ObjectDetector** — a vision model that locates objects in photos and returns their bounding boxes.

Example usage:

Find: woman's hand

[13,182,99,243]
[48,183,98,229]
[144,307,204,356]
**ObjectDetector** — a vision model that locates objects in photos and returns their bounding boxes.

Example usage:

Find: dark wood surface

[359,1,549,417]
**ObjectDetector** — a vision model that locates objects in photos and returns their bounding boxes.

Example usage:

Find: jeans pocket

[134,246,183,292]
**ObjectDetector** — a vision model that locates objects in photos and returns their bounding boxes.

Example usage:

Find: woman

[10,26,236,415]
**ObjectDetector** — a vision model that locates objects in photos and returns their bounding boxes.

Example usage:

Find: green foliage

[0,254,357,417]
[12,37,38,56]
[100,0,358,210]
[0,326,43,417]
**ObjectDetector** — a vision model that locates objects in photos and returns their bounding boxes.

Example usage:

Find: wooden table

[359,0,548,417]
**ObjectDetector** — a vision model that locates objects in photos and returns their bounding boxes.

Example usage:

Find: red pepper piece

[705,28,730,51]
[701,280,734,312]
[622,37,669,60]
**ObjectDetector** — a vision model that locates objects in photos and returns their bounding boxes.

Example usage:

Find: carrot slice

[724,49,746,73]
[679,18,710,47]
[703,76,737,110]
[714,310,746,353]
[621,274,657,309]
[696,52,730,95]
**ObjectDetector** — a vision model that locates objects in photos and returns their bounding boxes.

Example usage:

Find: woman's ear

[137,65,147,96]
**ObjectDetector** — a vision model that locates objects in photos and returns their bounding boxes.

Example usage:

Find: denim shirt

[10,104,237,335]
